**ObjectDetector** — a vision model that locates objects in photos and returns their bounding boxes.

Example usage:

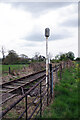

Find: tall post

[46,37,48,84]
[45,28,50,85]
[49,52,50,85]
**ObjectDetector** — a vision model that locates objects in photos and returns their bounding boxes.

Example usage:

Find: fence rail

[1,60,74,119]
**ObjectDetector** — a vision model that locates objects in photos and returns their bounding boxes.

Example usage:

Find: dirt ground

[1,62,60,119]
[1,62,45,83]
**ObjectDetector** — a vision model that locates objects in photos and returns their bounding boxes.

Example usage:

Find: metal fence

[1,60,74,120]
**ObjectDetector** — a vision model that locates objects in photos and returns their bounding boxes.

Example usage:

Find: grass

[0,65,2,75]
[2,98,26,119]
[0,64,29,74]
[42,65,79,119]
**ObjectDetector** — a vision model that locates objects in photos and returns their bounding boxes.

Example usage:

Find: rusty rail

[0,69,46,87]
[0,60,74,119]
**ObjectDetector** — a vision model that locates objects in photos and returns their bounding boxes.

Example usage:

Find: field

[0,64,29,74]
[43,64,79,119]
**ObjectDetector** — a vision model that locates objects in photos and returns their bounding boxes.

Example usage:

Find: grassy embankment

[43,62,80,119]
[0,64,29,75]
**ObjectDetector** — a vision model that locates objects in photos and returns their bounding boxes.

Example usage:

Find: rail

[0,60,74,119]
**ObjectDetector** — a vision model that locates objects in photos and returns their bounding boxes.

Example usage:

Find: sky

[0,2,78,59]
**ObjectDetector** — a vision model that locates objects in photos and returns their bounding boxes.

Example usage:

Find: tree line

[0,46,79,65]
[2,50,46,65]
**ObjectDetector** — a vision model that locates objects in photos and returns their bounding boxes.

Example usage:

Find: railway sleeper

[3,86,17,89]
[10,83,25,86]
[0,94,17,105]
[1,73,46,106]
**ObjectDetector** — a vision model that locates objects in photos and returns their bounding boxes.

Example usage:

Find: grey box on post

[45,28,50,37]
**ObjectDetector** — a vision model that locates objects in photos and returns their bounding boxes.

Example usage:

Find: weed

[43,64,79,119]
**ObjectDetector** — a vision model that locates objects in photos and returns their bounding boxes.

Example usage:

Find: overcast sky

[0,2,78,58]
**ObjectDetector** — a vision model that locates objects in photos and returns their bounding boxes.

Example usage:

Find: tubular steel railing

[0,60,74,119]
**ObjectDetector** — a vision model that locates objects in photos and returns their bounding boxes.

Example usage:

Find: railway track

[0,70,46,105]
[0,61,73,119]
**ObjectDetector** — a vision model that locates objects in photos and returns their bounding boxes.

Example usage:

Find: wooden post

[60,64,62,81]
[40,82,42,117]
[9,67,11,74]
[49,64,53,98]
[25,95,27,120]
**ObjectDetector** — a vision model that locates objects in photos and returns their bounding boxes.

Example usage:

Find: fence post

[9,67,11,74]
[25,95,27,120]
[49,64,50,88]
[52,69,53,96]
[65,61,67,68]
[64,61,65,69]
[67,61,68,68]
[49,64,53,99]
[70,61,71,67]
[55,65,58,82]
[60,64,62,81]
[40,82,42,117]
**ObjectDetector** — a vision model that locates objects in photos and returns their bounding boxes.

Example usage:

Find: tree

[33,52,45,62]
[75,57,80,61]
[20,54,28,59]
[38,55,45,61]
[3,50,19,64]
[59,53,67,61]
[55,54,60,60]
[59,51,75,61]
[33,52,40,61]
[0,46,6,61]
[66,51,75,60]
[19,54,28,64]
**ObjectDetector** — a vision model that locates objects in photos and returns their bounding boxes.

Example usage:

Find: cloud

[51,33,72,40]
[11,2,72,16]
[23,33,43,42]
[23,30,72,42]
[0,2,78,58]
[0,3,34,44]
[60,18,78,27]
